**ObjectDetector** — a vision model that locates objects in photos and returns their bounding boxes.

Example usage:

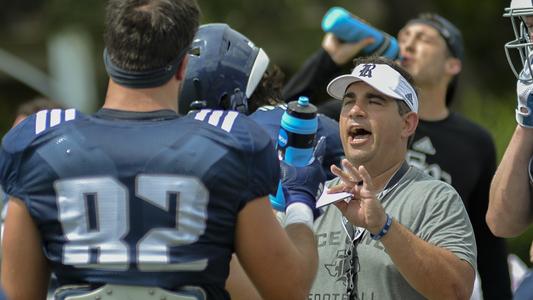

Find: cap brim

[326,75,363,100]
[327,74,404,102]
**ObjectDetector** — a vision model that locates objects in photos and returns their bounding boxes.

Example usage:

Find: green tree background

[0,0,531,265]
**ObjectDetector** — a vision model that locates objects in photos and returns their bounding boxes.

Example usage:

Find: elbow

[276,264,315,300]
[452,283,472,300]
[450,265,475,300]
[486,210,526,238]
[428,264,474,300]
[434,279,471,300]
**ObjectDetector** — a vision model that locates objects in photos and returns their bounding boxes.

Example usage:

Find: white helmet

[504,0,533,82]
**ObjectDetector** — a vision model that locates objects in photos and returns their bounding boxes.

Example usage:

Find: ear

[175,55,189,81]
[401,111,419,140]
[445,57,461,77]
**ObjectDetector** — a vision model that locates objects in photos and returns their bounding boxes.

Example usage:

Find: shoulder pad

[2,108,81,154]
[190,109,273,152]
[190,109,240,133]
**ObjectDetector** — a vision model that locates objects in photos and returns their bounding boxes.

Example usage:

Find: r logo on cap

[359,64,376,78]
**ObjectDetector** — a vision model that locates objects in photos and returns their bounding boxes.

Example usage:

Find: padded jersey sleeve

[0,109,80,203]
[417,183,477,270]
[0,113,40,199]
[248,105,285,146]
[189,110,280,209]
[230,113,280,208]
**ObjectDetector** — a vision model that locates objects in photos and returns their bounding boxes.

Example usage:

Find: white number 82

[54,174,209,271]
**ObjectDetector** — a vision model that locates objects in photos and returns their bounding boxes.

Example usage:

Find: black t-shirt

[407,114,511,300]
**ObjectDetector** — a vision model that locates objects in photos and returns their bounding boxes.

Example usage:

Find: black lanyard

[378,161,410,199]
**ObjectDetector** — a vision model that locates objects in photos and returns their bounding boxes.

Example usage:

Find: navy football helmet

[504,0,533,82]
[179,23,270,115]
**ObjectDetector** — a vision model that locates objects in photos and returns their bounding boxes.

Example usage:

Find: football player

[488,0,533,237]
[179,23,344,180]
[0,1,325,300]
[487,0,533,297]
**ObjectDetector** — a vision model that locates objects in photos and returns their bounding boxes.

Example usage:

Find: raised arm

[487,75,533,237]
[487,125,533,237]
[282,34,372,106]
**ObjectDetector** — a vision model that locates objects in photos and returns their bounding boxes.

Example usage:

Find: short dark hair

[247,65,285,113]
[104,0,200,72]
[352,56,418,116]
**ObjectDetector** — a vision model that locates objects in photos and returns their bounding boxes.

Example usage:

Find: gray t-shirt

[310,165,477,300]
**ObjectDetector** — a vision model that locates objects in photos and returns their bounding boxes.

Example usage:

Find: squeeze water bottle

[270,96,318,211]
[321,6,400,60]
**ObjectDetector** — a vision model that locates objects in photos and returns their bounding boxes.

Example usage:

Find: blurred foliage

[458,89,516,161]
[42,0,106,33]
[0,0,531,265]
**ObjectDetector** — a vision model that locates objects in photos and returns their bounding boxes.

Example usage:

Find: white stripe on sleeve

[35,110,48,134]
[49,109,62,127]
[208,111,224,127]
[194,109,211,121]
[65,109,76,121]
[221,111,239,132]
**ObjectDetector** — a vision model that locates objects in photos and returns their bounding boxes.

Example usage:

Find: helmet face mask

[179,23,270,115]
[504,0,533,82]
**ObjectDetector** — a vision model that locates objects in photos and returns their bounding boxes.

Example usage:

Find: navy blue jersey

[0,108,279,299]
[250,104,343,179]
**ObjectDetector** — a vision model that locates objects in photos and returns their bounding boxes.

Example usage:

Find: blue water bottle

[321,7,400,60]
[270,96,318,211]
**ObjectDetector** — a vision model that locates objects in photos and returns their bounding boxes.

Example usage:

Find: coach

[311,56,477,300]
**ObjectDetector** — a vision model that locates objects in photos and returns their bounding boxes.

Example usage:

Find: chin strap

[230,89,249,114]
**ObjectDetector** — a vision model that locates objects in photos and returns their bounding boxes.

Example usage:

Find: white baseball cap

[326,63,418,113]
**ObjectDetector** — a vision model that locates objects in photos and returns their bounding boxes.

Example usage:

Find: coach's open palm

[329,159,387,235]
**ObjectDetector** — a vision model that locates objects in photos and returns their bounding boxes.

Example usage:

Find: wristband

[284,203,314,230]
[370,213,392,240]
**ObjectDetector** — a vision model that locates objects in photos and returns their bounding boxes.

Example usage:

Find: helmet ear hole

[219,94,230,109]
[190,47,201,56]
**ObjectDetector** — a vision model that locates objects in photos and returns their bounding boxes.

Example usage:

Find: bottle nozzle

[298,96,310,106]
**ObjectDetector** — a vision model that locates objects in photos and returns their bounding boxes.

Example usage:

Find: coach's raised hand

[329,159,387,236]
